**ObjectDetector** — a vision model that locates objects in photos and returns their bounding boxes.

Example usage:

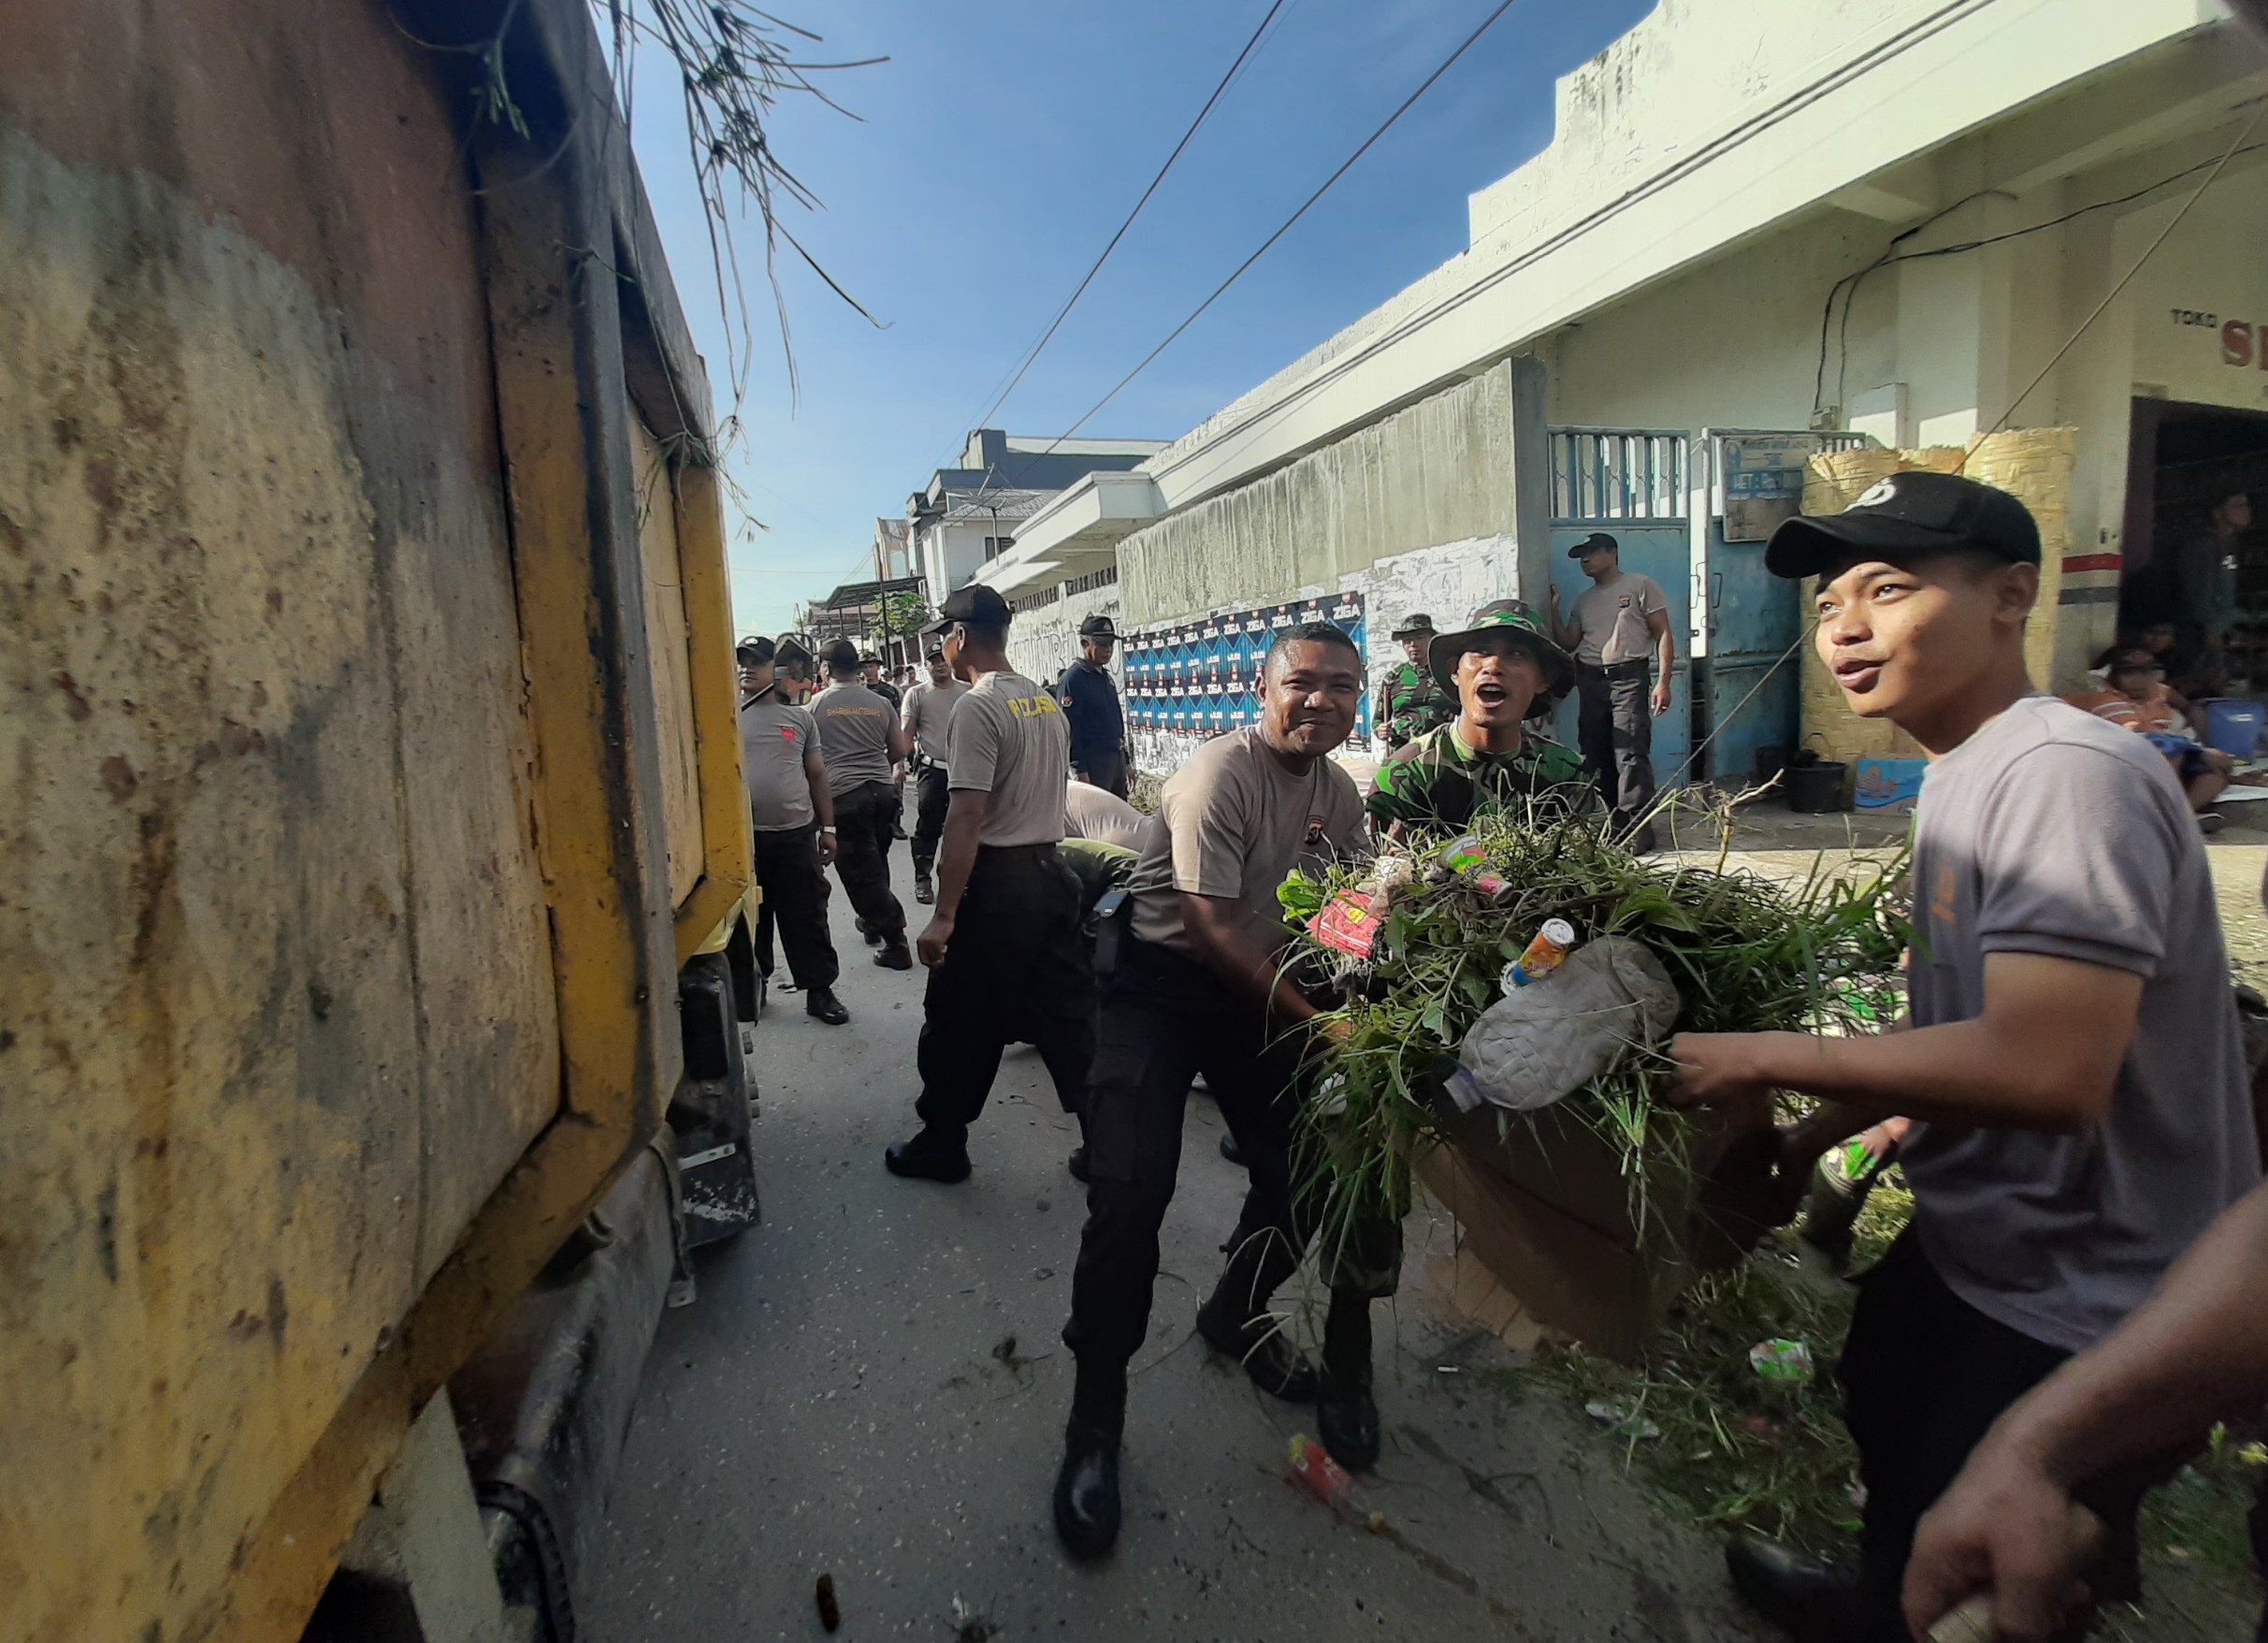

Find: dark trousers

[751,823,839,991]
[1576,662,1656,833]
[1063,940,1320,1369]
[1076,747,1130,800]
[911,763,951,871]
[914,844,1095,1146]
[1840,1232,2150,1642]
[829,780,906,942]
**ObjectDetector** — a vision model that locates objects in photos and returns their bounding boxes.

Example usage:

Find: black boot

[1193,1232,1316,1402]
[1724,1533,1860,1641]
[1054,1361,1124,1559]
[1317,1289,1380,1470]
[884,1126,971,1183]
[874,937,914,971]
[805,986,849,1026]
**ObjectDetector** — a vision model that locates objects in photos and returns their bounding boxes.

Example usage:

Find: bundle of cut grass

[1278,814,1909,1267]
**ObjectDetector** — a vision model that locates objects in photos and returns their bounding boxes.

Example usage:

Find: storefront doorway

[2119,397,2268,695]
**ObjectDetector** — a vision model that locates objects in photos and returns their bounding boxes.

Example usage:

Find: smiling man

[1052,621,1370,1561]
[1366,599,1590,838]
[1668,471,2258,1642]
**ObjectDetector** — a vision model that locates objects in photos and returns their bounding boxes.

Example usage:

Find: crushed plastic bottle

[1287,1433,1386,1532]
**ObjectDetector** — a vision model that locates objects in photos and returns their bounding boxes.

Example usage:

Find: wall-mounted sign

[1720,434,1820,542]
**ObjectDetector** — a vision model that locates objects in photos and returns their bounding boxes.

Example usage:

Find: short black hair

[958,613,1010,648]
[1264,621,1361,677]
[820,638,860,676]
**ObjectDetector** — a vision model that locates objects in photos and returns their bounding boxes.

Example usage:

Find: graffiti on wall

[1123,592,1367,750]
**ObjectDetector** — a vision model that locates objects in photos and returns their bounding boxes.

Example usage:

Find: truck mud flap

[670,952,760,1247]
[449,1142,679,1642]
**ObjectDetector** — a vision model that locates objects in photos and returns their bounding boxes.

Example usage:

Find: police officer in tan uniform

[884,584,1094,1184]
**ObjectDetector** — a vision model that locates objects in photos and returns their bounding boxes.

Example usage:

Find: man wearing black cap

[885,583,1094,1183]
[736,638,849,1025]
[1375,613,1454,750]
[1546,532,1672,849]
[1058,613,1130,799]
[812,638,915,970]
[902,642,970,905]
[1051,621,1370,1562]
[1668,470,2258,1641]
[1367,599,1591,837]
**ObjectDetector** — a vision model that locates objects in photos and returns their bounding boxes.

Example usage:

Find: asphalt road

[581,837,1770,1643]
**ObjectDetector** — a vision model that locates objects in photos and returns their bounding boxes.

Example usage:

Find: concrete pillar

[302,1391,508,1643]
[1896,194,2024,445]
[1511,353,1554,607]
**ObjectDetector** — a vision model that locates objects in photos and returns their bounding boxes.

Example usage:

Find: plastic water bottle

[1287,1434,1385,1532]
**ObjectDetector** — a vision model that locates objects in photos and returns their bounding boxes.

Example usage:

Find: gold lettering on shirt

[1006,694,1062,720]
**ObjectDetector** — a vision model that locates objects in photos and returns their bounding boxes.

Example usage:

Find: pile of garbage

[1280,814,1908,1251]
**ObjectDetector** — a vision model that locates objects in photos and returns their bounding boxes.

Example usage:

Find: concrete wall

[0,4,559,1636]
[1120,362,1519,628]
[1005,586,1123,695]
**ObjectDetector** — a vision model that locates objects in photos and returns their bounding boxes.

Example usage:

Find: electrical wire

[955,0,1293,441]
[1035,0,1524,457]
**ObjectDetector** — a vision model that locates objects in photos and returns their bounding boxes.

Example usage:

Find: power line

[1038,0,1524,456]
[955,0,1293,440]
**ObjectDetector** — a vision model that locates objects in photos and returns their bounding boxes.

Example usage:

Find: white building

[999,0,2268,778]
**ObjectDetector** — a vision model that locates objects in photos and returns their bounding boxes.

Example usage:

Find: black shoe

[1218,1132,1244,1167]
[1317,1367,1380,1472]
[874,941,914,971]
[1724,1533,1860,1641]
[1193,1298,1317,1403]
[1053,1419,1121,1559]
[884,1128,971,1184]
[1067,1146,1091,1185]
[915,871,934,905]
[805,987,848,1026]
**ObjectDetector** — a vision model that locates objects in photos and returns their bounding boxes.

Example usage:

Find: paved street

[583,838,1773,1643]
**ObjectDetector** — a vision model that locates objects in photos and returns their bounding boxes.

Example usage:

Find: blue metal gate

[1544,428,1692,784]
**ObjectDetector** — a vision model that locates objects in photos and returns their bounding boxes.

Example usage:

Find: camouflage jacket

[1365,722,1594,836]
[1374,661,1454,748]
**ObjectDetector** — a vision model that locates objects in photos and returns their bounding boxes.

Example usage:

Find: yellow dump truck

[2,2,766,1637]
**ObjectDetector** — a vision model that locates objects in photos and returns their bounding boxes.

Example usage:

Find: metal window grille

[1550,429,1688,523]
[1009,585,1061,613]
[1063,565,1118,596]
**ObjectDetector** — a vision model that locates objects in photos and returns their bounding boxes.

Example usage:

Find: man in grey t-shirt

[882,584,1093,1189]
[1547,531,1673,849]
[902,644,969,904]
[812,641,914,968]
[1669,471,2259,1641]
[736,637,847,1025]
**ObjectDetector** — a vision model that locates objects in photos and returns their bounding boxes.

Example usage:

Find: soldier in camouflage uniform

[1374,613,1455,749]
[1368,598,1591,836]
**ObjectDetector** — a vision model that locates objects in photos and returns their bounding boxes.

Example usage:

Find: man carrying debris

[812,639,915,971]
[1373,613,1455,750]
[1547,532,1673,849]
[736,638,848,1026]
[1366,599,1590,838]
[902,642,968,905]
[884,584,1093,1185]
[1668,472,2258,1643]
[1052,622,1371,1561]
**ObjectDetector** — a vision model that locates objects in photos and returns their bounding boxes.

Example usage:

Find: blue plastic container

[2203,699,2265,759]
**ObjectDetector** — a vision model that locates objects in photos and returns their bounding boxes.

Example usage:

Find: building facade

[1000,0,2268,779]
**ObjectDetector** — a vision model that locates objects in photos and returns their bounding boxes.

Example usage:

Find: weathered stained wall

[1005,586,1123,699]
[0,3,558,1637]
[1120,362,1518,628]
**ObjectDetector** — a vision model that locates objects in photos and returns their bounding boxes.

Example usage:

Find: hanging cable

[954,0,1293,441]
[1036,0,1524,456]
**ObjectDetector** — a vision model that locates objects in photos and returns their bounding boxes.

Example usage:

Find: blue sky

[620,0,1656,635]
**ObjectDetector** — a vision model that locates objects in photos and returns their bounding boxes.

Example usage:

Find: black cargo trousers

[1575,659,1656,834]
[913,843,1095,1146]
[910,759,951,872]
[1062,938,1398,1370]
[828,779,907,941]
[750,822,839,990]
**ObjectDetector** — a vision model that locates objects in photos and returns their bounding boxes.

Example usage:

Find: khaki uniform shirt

[1127,726,1369,955]
[902,676,969,764]
[1571,571,1668,666]
[948,670,1070,847]
[811,681,900,794]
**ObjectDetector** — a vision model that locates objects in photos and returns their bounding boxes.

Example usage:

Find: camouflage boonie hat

[1428,599,1575,699]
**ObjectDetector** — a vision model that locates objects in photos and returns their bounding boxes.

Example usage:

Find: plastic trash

[1505,918,1578,988]
[1584,1398,1662,1440]
[1438,936,1680,1114]
[1748,1338,1814,1385]
[1287,1433,1386,1531]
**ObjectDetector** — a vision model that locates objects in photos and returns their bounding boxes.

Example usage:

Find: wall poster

[1122,592,1368,742]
